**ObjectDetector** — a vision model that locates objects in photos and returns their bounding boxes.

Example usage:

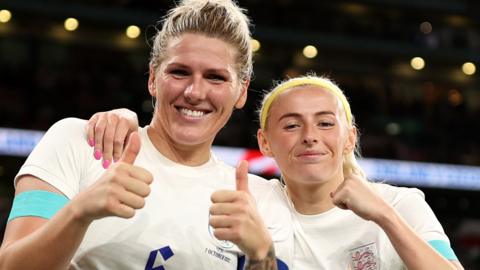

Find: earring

[151,96,156,111]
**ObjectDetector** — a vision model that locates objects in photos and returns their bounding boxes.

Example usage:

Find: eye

[170,69,189,78]
[206,73,227,83]
[318,120,335,128]
[284,123,300,130]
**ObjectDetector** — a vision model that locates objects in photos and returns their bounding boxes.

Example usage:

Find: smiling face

[148,33,248,153]
[258,85,355,187]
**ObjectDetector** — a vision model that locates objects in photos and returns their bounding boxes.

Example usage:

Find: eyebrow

[277,111,335,122]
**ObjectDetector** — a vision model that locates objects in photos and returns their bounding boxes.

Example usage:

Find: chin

[173,130,213,146]
[295,172,331,185]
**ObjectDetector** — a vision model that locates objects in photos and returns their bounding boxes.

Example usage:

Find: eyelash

[169,69,227,82]
[170,69,189,77]
[319,121,334,127]
[283,121,335,130]
[284,124,300,130]
[206,74,226,82]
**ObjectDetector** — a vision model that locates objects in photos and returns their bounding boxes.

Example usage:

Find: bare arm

[375,203,463,270]
[0,133,152,270]
[0,176,91,270]
[332,174,463,270]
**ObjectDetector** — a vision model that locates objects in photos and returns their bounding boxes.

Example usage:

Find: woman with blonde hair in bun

[1,1,293,269]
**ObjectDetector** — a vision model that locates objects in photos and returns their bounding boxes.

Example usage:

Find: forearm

[244,244,278,270]
[0,203,91,270]
[375,205,458,270]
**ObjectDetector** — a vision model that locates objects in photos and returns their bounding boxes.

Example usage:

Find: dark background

[0,0,479,267]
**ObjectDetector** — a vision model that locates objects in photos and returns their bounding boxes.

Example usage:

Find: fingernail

[94,150,102,160]
[88,138,95,147]
[102,159,111,169]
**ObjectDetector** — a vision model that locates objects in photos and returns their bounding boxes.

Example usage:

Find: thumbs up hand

[209,161,273,261]
[73,132,153,223]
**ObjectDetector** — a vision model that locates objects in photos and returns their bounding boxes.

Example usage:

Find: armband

[8,190,69,222]
[428,240,458,260]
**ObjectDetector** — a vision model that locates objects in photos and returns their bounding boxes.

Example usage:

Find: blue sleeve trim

[428,240,458,261]
[8,190,69,222]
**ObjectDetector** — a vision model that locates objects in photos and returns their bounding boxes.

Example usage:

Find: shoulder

[247,174,284,196]
[45,117,87,138]
[33,117,90,152]
[50,117,87,130]
[16,118,92,197]
[372,182,425,206]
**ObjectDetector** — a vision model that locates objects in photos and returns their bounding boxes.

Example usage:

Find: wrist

[245,243,277,270]
[371,204,398,229]
[247,236,273,261]
[67,197,94,226]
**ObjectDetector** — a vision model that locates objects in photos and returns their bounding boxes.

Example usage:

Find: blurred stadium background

[0,0,479,267]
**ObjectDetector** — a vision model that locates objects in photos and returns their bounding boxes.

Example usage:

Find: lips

[175,106,211,118]
[295,150,329,163]
[296,150,323,157]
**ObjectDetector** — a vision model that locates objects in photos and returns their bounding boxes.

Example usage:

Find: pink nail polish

[102,159,111,169]
[94,150,102,160]
[88,138,95,147]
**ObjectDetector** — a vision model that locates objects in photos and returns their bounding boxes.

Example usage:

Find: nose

[302,126,318,145]
[184,76,208,103]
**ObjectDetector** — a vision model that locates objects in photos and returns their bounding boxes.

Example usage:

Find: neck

[147,124,211,166]
[285,175,343,215]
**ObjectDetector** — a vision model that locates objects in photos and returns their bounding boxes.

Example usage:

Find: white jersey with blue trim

[279,181,456,270]
[15,118,294,270]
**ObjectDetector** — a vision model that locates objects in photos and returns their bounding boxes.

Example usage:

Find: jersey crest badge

[348,242,379,270]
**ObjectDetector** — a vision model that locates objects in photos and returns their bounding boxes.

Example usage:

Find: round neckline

[140,125,219,174]
[282,186,342,224]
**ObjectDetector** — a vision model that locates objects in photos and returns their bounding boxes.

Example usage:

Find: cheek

[212,87,238,107]
[157,80,185,99]
[328,134,347,154]
[270,134,296,157]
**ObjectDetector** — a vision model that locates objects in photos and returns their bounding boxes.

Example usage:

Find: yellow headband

[260,77,352,129]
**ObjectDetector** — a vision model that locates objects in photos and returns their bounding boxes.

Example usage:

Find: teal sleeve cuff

[428,240,458,261]
[8,190,69,222]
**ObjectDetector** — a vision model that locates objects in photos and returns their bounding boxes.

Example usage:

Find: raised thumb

[119,131,141,165]
[235,160,249,193]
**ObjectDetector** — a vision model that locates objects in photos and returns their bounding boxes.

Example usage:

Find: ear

[343,127,357,154]
[148,64,156,97]
[257,129,273,157]
[234,79,249,109]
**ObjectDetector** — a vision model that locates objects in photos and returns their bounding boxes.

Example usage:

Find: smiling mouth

[296,151,329,161]
[297,151,322,157]
[176,106,209,118]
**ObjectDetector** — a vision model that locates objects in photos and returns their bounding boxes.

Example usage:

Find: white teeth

[180,108,205,118]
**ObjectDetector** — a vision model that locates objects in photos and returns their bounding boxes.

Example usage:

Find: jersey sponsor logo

[348,242,378,270]
[145,246,174,270]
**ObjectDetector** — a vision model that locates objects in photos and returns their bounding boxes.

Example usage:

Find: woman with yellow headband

[256,75,463,269]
